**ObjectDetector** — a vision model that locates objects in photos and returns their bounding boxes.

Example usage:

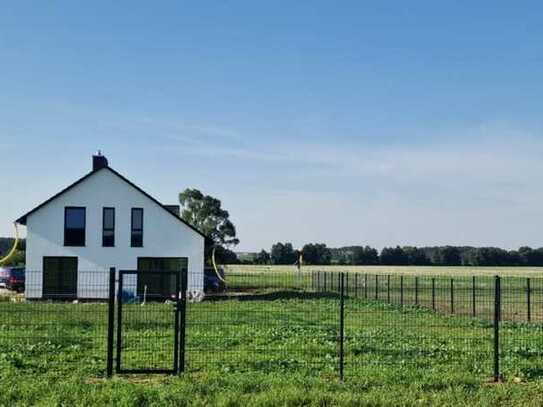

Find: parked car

[204,267,226,293]
[5,267,25,293]
[0,268,9,288]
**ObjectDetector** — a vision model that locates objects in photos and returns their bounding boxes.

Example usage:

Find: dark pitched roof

[15,166,207,239]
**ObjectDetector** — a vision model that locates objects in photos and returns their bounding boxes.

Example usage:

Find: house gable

[16,166,206,240]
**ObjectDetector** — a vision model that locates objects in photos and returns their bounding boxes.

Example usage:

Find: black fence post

[339,272,345,382]
[527,277,531,323]
[450,278,454,314]
[115,271,123,373]
[173,271,181,375]
[364,274,368,299]
[415,276,419,306]
[106,267,115,378]
[317,271,321,292]
[178,269,188,374]
[387,275,391,303]
[375,274,379,300]
[431,278,435,311]
[400,275,404,307]
[472,276,476,318]
[493,275,501,382]
[324,272,327,292]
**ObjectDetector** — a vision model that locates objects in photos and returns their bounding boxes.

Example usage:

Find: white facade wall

[24,169,204,298]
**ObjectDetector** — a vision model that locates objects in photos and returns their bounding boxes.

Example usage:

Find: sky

[1,1,543,252]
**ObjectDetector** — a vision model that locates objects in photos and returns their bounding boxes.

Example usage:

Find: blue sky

[1,1,543,251]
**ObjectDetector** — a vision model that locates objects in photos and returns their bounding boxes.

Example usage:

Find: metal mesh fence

[0,270,109,376]
[186,272,338,377]
[0,269,542,382]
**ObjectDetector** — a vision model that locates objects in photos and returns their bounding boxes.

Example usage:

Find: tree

[301,243,332,265]
[403,247,430,266]
[0,238,25,256]
[255,250,271,265]
[380,246,408,265]
[519,247,543,266]
[270,242,297,265]
[0,250,24,267]
[212,246,239,264]
[351,246,379,265]
[179,188,239,263]
[432,246,461,266]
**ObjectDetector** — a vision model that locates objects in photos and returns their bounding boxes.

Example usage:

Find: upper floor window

[64,207,86,246]
[131,208,143,247]
[102,207,115,247]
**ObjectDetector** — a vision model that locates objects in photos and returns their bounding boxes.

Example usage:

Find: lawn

[1,287,543,406]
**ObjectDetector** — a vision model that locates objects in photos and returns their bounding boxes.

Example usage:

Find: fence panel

[344,272,494,383]
[499,276,543,381]
[185,271,339,378]
[0,270,109,376]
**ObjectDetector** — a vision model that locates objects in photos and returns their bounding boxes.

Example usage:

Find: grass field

[2,284,543,406]
[224,264,543,277]
[224,270,543,322]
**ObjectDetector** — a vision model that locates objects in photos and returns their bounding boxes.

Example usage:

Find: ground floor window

[136,257,188,299]
[43,256,78,298]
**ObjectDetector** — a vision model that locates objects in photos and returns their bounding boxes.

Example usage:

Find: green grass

[225,264,543,277]
[2,289,543,405]
[224,270,543,322]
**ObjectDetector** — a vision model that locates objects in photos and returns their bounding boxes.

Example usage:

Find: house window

[131,208,143,247]
[64,207,86,246]
[102,207,115,247]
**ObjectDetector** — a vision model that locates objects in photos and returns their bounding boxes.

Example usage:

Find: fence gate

[112,269,186,374]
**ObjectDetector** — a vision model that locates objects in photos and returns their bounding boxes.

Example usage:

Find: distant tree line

[4,233,543,268]
[241,243,543,267]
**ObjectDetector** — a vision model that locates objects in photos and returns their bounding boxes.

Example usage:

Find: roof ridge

[16,166,207,239]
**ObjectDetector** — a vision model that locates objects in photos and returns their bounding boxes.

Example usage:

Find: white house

[16,154,206,299]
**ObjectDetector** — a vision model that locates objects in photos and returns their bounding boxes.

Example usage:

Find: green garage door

[137,257,188,300]
[43,257,78,298]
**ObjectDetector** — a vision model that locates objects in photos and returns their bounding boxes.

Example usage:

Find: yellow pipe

[0,223,20,266]
[211,246,226,283]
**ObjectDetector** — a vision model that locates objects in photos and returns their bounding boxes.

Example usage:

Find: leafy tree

[329,247,353,265]
[0,238,25,256]
[0,250,24,267]
[351,246,379,265]
[301,243,332,265]
[403,247,430,266]
[0,237,25,267]
[518,247,543,266]
[179,188,239,263]
[432,246,461,266]
[255,250,271,265]
[212,246,239,264]
[380,246,408,265]
[270,242,297,265]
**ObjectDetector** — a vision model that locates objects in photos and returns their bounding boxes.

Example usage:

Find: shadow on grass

[205,290,340,302]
